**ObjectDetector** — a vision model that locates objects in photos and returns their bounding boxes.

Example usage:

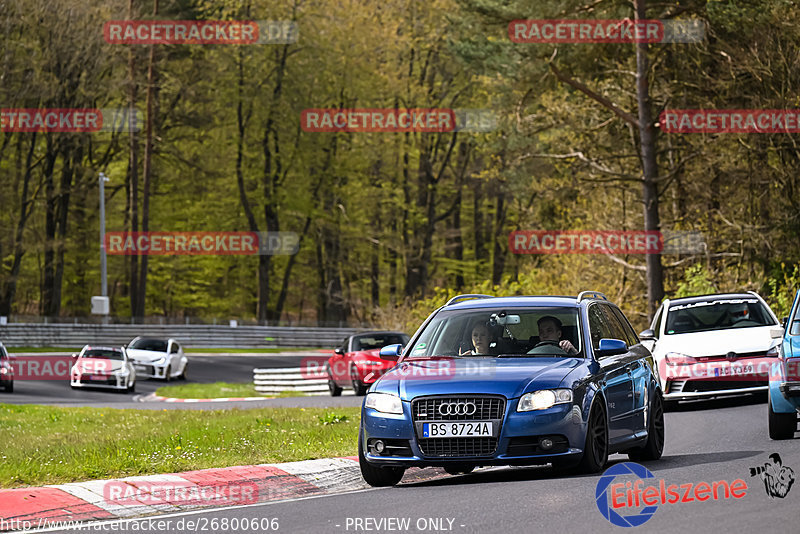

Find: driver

[536,316,578,355]
[459,322,491,355]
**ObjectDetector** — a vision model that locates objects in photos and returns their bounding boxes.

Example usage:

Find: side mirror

[595,338,628,358]
[379,344,403,361]
[639,329,656,341]
[771,327,785,339]
[334,347,344,356]
[71,353,79,360]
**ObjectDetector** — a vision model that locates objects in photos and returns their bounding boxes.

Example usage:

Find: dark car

[327,331,410,395]
[0,342,13,392]
[358,292,665,487]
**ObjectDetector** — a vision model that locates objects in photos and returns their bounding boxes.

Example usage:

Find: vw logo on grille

[438,402,477,416]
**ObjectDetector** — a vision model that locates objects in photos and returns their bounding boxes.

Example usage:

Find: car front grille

[412,396,505,421]
[412,395,505,457]
[135,365,155,375]
[418,437,498,457]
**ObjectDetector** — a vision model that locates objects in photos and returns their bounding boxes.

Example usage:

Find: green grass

[156,382,262,399]
[0,404,360,488]
[155,382,308,399]
[185,347,323,354]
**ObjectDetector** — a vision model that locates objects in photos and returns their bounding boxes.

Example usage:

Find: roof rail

[445,294,495,306]
[577,291,608,303]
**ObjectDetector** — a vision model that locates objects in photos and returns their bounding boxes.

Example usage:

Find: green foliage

[674,265,719,299]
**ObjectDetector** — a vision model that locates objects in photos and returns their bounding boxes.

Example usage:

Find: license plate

[134,365,148,371]
[422,421,492,438]
[85,375,106,381]
[711,363,755,377]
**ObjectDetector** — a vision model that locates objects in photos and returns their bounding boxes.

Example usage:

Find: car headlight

[365,393,403,414]
[152,357,166,365]
[518,389,573,412]
[766,345,780,357]
[116,368,130,376]
[0,367,7,375]
[664,352,697,366]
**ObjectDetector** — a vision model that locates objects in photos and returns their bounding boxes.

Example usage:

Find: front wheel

[328,367,342,397]
[629,391,665,461]
[4,382,12,393]
[577,401,608,474]
[351,366,368,396]
[359,435,405,487]
[768,391,797,440]
[179,362,188,380]
[164,365,172,382]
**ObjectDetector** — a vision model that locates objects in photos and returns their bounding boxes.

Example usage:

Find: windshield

[665,298,776,335]
[128,338,168,352]
[82,349,124,361]
[406,307,582,358]
[353,333,409,351]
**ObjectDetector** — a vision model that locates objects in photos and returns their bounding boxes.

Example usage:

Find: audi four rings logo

[438,402,477,416]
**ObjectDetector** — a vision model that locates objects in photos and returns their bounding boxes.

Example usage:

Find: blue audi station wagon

[358,292,665,486]
[768,289,800,439]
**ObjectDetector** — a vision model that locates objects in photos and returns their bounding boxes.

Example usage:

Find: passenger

[459,322,491,355]
[535,316,578,355]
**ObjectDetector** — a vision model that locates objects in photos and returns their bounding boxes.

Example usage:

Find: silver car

[126,337,188,381]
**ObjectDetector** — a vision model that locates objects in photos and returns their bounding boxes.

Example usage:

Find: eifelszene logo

[749,453,795,499]
[595,462,748,528]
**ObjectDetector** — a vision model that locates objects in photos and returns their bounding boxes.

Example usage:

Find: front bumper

[132,362,169,379]
[779,382,800,398]
[361,398,586,467]
[71,374,130,390]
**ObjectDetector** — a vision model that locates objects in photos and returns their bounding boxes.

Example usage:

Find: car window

[792,301,800,336]
[352,334,409,351]
[598,305,629,345]
[610,306,639,346]
[83,349,124,360]
[406,307,581,358]
[665,298,777,335]
[588,304,615,352]
[128,338,168,352]
[340,337,350,353]
[170,343,180,354]
[652,306,663,338]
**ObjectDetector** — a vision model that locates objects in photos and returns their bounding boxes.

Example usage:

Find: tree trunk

[127,0,139,319]
[634,0,664,318]
[41,136,58,316]
[137,0,159,318]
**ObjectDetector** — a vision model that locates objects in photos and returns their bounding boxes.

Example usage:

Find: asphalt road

[0,352,362,409]
[38,392,800,534]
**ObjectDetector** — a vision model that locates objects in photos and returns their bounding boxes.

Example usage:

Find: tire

[165,365,172,382]
[768,391,797,440]
[358,434,405,487]
[4,382,12,393]
[443,465,475,476]
[577,401,608,474]
[351,366,368,396]
[179,362,187,380]
[629,391,665,461]
[128,379,136,393]
[328,368,342,397]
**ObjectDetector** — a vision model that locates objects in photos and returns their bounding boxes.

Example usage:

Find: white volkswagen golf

[640,292,783,405]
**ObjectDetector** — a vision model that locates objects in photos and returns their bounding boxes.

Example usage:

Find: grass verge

[155,382,308,399]
[0,404,359,488]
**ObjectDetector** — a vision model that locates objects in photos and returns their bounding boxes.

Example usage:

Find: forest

[1,0,799,332]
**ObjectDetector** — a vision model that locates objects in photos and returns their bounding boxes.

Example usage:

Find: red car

[327,331,409,396]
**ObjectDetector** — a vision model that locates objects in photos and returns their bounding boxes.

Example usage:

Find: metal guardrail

[253,367,328,396]
[0,323,364,348]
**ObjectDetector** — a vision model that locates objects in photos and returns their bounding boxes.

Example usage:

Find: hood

[126,348,168,362]
[76,358,125,373]
[654,326,779,357]
[373,357,584,400]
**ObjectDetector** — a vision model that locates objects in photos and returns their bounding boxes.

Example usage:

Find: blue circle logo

[595,462,658,527]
